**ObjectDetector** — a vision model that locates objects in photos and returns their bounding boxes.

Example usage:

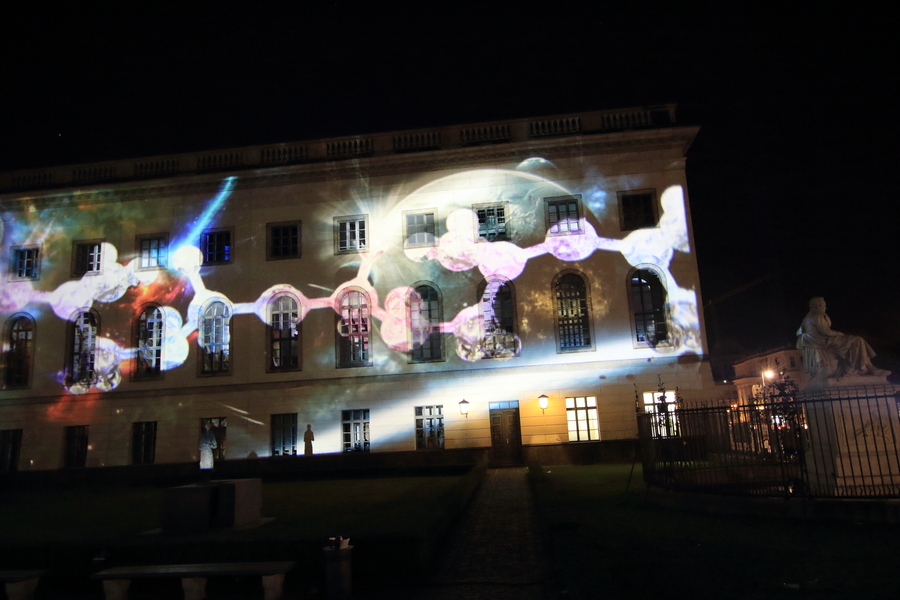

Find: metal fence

[637,386,900,498]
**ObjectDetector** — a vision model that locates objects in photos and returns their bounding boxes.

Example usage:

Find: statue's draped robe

[796,311,877,379]
[199,431,217,469]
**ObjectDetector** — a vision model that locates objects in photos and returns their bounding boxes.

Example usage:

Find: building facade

[0,106,716,472]
[732,345,807,405]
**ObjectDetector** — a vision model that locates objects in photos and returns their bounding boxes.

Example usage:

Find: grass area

[529,464,900,600]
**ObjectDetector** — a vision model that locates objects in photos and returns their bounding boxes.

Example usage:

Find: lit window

[136,306,163,379]
[268,222,300,260]
[630,269,668,346]
[409,285,442,362]
[11,247,40,279]
[335,215,367,253]
[269,295,300,371]
[4,315,34,388]
[138,235,167,269]
[271,413,298,456]
[342,409,370,452]
[338,290,370,367]
[73,241,102,276]
[566,397,599,441]
[201,230,232,265]
[555,273,592,351]
[64,425,89,468]
[0,429,23,472]
[546,196,581,235]
[474,204,508,241]
[618,190,658,231]
[415,405,444,449]
[200,300,231,374]
[70,311,97,385]
[479,279,518,359]
[404,211,436,247]
[642,391,679,438]
[132,422,157,465]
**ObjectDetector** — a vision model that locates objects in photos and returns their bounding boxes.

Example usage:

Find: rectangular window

[271,413,298,456]
[64,425,89,468]
[201,230,232,265]
[0,429,23,472]
[342,409,370,452]
[790,356,796,368]
[415,406,444,450]
[618,190,658,231]
[642,391,679,438]
[338,291,371,367]
[73,241,103,276]
[200,417,227,461]
[335,215,367,253]
[474,203,509,241]
[138,235,168,269]
[546,196,582,235]
[404,211,436,247]
[131,421,157,465]
[566,397,599,441]
[11,246,40,280]
[267,221,301,260]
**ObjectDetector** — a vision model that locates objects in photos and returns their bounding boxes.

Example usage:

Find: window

[132,422,157,465]
[338,290,371,367]
[555,273,592,351]
[64,425,89,468]
[630,269,668,346]
[409,284,442,362]
[271,413,298,456]
[479,279,518,359]
[566,396,599,441]
[342,409,370,452]
[73,241,103,276]
[546,195,582,235]
[267,221,300,260]
[642,391,679,438]
[201,229,232,265]
[269,295,300,371]
[618,189,658,231]
[474,203,508,241]
[138,235,167,269]
[335,215,367,253]
[415,406,444,449]
[4,315,34,388]
[200,300,231,374]
[136,306,164,379]
[404,211,437,247]
[69,311,97,385]
[11,246,40,279]
[0,429,23,472]
[200,417,227,460]
[790,356,796,368]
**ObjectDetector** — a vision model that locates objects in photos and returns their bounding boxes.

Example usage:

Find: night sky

[2,4,897,373]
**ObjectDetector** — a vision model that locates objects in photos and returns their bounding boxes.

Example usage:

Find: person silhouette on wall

[304,424,315,455]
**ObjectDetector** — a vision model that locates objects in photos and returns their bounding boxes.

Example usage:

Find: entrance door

[489,402,523,465]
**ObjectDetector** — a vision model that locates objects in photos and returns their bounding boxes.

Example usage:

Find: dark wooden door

[490,408,523,465]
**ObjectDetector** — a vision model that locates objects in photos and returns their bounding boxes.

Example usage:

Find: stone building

[0,105,716,472]
[732,345,807,405]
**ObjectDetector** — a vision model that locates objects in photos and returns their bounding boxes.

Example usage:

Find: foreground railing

[638,386,900,499]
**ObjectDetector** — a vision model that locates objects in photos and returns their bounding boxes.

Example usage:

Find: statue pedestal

[801,378,900,496]
[162,479,262,533]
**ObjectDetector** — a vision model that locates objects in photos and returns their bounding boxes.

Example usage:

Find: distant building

[732,345,806,405]
[0,105,717,472]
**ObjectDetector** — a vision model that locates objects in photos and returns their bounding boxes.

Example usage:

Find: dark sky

[2,4,897,368]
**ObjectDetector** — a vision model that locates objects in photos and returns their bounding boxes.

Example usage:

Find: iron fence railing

[637,387,900,498]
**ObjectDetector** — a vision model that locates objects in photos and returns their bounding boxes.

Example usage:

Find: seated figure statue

[796,297,889,383]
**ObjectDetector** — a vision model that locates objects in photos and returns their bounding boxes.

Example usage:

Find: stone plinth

[162,479,262,533]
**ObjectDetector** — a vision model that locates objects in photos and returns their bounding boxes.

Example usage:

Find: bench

[0,570,49,600]
[92,561,296,600]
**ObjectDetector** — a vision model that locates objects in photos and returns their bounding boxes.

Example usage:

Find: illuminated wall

[0,114,715,469]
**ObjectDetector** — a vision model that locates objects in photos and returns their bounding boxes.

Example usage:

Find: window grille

[566,396,599,441]
[342,409,370,452]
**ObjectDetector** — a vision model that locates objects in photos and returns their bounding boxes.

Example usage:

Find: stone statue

[199,421,217,470]
[304,424,315,456]
[796,297,889,383]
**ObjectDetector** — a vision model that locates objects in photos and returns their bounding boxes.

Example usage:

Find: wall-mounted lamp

[459,399,470,418]
[538,394,549,414]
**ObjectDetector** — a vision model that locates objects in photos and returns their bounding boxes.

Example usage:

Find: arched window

[269,295,300,371]
[409,284,442,362]
[200,300,231,374]
[555,273,592,351]
[338,290,370,367]
[136,306,164,378]
[479,279,518,358]
[70,311,97,384]
[630,269,668,346]
[4,315,34,387]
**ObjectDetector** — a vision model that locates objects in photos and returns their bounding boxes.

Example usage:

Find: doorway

[489,401,523,465]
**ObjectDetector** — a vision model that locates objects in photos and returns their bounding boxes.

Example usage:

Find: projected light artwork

[1,160,700,395]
